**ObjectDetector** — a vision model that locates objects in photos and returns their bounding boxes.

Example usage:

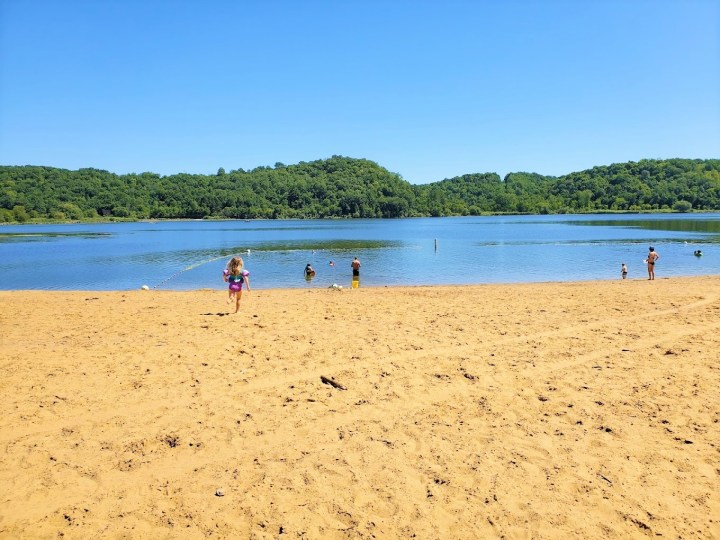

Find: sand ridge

[1,276,719,538]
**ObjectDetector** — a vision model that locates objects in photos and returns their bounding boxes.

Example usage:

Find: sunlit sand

[1,276,718,538]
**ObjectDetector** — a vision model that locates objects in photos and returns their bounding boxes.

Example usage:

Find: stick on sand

[320,375,347,390]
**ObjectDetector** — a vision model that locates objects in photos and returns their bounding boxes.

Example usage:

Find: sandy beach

[1,276,719,539]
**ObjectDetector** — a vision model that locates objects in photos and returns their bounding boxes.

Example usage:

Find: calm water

[1,214,718,291]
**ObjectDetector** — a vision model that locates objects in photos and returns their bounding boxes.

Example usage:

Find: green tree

[673,200,692,212]
[12,205,29,222]
[1,158,719,221]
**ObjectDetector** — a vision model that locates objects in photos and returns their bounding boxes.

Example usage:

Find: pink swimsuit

[226,269,249,292]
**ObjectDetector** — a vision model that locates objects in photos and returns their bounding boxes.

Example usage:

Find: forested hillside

[1,156,718,222]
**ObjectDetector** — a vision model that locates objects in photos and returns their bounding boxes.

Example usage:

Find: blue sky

[1,0,718,184]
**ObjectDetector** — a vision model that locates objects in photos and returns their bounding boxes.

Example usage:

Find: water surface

[1,214,717,290]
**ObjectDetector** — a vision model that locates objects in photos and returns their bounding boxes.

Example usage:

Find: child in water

[223,256,251,313]
[621,263,628,279]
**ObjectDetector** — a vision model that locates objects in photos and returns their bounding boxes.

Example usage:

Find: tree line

[1,156,718,222]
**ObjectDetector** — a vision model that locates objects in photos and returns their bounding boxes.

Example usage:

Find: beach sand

[1,277,719,539]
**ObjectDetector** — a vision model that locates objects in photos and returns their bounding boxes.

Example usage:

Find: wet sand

[1,276,719,538]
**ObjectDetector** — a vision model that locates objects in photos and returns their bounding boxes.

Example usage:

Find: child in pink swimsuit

[223,257,251,312]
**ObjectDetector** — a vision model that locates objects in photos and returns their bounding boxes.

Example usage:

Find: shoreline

[2,208,719,227]
[1,276,718,538]
[2,272,720,293]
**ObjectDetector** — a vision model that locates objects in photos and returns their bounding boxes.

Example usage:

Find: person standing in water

[351,257,361,277]
[621,263,628,280]
[646,246,660,280]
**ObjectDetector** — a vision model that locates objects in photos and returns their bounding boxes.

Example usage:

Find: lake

[1,214,718,290]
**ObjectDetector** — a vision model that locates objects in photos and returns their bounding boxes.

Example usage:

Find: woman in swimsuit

[646,246,660,280]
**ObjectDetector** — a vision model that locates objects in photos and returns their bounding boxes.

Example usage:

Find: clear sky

[1,0,718,184]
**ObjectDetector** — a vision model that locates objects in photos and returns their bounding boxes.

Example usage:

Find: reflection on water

[0,232,111,243]
[244,239,401,252]
[1,214,718,290]
[476,237,718,247]
[568,217,720,237]
[123,239,401,267]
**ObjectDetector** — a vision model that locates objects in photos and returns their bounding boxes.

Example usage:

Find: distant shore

[2,208,718,227]
[1,277,719,538]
